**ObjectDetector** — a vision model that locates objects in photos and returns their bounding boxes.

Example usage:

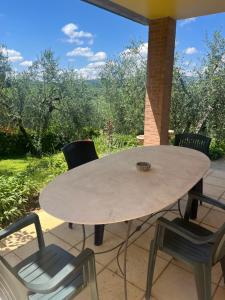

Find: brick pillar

[144,17,176,145]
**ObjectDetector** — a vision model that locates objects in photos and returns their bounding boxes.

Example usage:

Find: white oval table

[40,145,210,300]
[40,145,210,225]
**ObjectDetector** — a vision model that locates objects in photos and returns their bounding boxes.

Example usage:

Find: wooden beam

[81,0,150,25]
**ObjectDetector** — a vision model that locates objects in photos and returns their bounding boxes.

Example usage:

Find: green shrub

[0,131,29,157]
[0,173,38,226]
[209,139,225,160]
[94,133,138,156]
[0,153,67,227]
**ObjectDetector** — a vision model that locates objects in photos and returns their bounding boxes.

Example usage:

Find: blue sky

[0,0,225,78]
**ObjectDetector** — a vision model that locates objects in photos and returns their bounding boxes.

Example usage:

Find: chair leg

[185,178,203,220]
[94,225,105,246]
[88,256,99,300]
[146,240,157,300]
[220,257,225,284]
[68,223,73,229]
[194,263,211,300]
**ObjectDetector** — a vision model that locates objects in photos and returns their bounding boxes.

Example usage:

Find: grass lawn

[0,157,39,174]
[0,153,67,186]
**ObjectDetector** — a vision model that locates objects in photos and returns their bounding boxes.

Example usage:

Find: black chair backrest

[62,140,98,170]
[174,133,211,157]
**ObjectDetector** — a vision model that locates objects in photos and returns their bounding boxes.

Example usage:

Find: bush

[0,131,29,157]
[0,173,38,226]
[94,133,138,156]
[209,139,225,160]
[0,153,67,227]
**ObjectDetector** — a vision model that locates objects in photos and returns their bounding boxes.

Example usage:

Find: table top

[39,145,210,225]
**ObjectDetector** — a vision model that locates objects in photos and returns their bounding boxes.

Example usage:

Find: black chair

[146,192,225,300]
[62,140,105,246]
[174,133,211,158]
[174,133,211,219]
[0,213,99,299]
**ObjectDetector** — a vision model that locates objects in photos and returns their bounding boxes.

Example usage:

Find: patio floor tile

[132,225,172,262]
[1,224,37,253]
[76,230,124,266]
[107,244,170,290]
[50,222,94,246]
[36,210,64,232]
[213,287,225,300]
[204,175,225,188]
[171,259,222,284]
[105,219,149,243]
[14,231,71,260]
[201,208,225,228]
[69,247,105,275]
[151,263,217,300]
[4,252,22,267]
[97,269,144,300]
[203,183,225,199]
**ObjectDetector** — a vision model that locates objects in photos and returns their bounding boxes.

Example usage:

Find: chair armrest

[22,248,95,294]
[189,191,225,211]
[157,217,215,245]
[0,213,45,250]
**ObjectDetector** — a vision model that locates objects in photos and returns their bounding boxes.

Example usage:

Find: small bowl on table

[136,161,151,172]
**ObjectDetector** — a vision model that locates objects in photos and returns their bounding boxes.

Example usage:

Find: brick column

[144,17,176,145]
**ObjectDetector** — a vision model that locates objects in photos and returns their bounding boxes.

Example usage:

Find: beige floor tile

[97,269,144,300]
[50,222,94,246]
[14,232,71,260]
[3,252,22,267]
[202,209,225,228]
[204,175,225,188]
[213,286,225,300]
[76,231,123,266]
[37,210,64,232]
[211,170,225,179]
[105,219,149,243]
[43,232,72,250]
[69,247,105,275]
[172,259,222,284]
[107,244,169,290]
[133,225,171,262]
[219,277,225,288]
[152,263,217,300]
[1,224,37,253]
[0,241,12,256]
[14,238,40,259]
[203,184,225,200]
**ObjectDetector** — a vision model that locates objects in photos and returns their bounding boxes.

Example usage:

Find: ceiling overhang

[82,0,225,25]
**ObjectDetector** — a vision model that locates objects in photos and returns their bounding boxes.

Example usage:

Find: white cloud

[184,47,198,55]
[67,47,92,57]
[61,23,93,45]
[66,47,107,62]
[121,42,148,59]
[184,69,195,77]
[20,60,32,67]
[179,17,197,27]
[1,47,23,62]
[75,61,106,79]
[222,54,225,63]
[89,51,106,62]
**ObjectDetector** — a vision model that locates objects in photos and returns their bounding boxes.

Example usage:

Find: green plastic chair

[146,192,225,300]
[0,213,99,300]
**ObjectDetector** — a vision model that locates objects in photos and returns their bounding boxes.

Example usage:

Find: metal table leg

[124,220,132,300]
[185,178,203,220]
